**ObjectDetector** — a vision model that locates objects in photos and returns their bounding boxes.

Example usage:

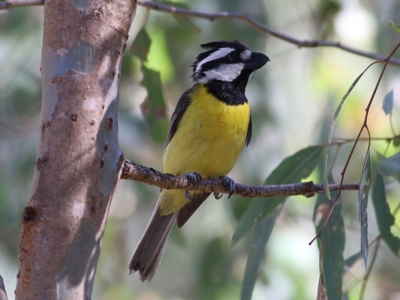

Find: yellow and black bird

[129,40,269,281]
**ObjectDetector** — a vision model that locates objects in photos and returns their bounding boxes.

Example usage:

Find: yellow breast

[159,84,250,214]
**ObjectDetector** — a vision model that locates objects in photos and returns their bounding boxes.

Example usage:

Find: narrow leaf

[314,174,345,300]
[237,146,323,300]
[140,65,168,143]
[232,145,323,246]
[372,173,400,256]
[358,149,371,269]
[378,152,400,176]
[382,89,394,115]
[241,207,281,300]
[393,136,400,147]
[324,70,368,198]
[131,27,151,62]
[333,71,366,120]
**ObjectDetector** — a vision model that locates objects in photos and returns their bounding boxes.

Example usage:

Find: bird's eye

[227,52,236,61]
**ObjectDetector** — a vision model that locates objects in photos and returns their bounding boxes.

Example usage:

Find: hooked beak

[244,52,270,70]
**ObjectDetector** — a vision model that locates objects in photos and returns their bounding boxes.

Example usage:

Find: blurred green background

[1,0,400,299]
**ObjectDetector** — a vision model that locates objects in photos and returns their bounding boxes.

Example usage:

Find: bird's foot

[185,190,194,200]
[213,176,236,200]
[184,172,202,201]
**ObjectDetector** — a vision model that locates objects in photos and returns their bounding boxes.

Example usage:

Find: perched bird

[129,40,269,281]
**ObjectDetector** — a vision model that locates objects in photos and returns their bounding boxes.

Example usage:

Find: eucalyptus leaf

[140,66,168,143]
[378,152,400,176]
[372,173,400,256]
[237,145,323,300]
[314,174,345,300]
[232,145,323,246]
[358,149,370,269]
[324,69,369,198]
[382,89,393,115]
[131,27,151,62]
[241,207,281,300]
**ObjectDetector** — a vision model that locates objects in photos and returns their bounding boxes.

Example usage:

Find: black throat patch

[204,81,248,106]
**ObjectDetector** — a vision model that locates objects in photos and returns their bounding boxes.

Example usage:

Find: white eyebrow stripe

[240,49,252,60]
[195,47,235,73]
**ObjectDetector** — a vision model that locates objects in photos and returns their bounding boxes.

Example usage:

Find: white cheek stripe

[195,47,235,73]
[197,63,244,83]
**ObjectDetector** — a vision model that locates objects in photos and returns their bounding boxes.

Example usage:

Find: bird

[129,40,269,281]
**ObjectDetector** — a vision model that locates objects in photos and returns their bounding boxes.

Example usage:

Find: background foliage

[1,0,400,299]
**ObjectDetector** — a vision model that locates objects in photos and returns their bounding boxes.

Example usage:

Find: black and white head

[192,41,269,90]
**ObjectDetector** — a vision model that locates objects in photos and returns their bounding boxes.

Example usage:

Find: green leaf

[324,68,371,199]
[343,251,362,273]
[140,65,168,143]
[131,27,151,62]
[382,89,394,115]
[378,152,400,176]
[394,136,400,147]
[235,145,323,300]
[314,174,345,300]
[358,149,370,269]
[232,145,324,246]
[372,173,400,256]
[241,207,281,300]
[388,21,400,34]
[333,72,366,120]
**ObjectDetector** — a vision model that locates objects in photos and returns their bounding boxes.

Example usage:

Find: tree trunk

[15,0,136,298]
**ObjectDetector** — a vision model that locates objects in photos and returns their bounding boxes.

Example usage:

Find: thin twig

[136,0,400,66]
[358,237,381,300]
[310,42,400,245]
[121,160,360,198]
[331,134,400,143]
[1,0,400,67]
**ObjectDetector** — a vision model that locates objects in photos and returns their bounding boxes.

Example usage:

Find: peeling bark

[15,0,136,299]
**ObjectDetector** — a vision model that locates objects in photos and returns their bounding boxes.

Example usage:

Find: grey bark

[15,0,136,299]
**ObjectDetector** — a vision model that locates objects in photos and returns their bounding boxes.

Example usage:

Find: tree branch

[136,0,400,67]
[2,0,399,66]
[121,160,360,198]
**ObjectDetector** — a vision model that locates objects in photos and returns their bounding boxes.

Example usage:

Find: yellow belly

[159,84,250,214]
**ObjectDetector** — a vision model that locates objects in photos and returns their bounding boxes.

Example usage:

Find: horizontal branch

[121,160,360,198]
[2,0,399,67]
[136,0,400,67]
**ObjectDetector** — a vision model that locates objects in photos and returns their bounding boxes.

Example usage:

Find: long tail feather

[129,206,177,281]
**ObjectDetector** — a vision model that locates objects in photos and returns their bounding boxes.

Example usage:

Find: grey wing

[177,192,211,228]
[164,88,193,147]
[245,115,252,147]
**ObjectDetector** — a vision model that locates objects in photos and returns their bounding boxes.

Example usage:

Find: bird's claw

[213,192,223,200]
[213,176,236,200]
[185,171,202,187]
[185,190,194,200]
[184,172,202,201]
